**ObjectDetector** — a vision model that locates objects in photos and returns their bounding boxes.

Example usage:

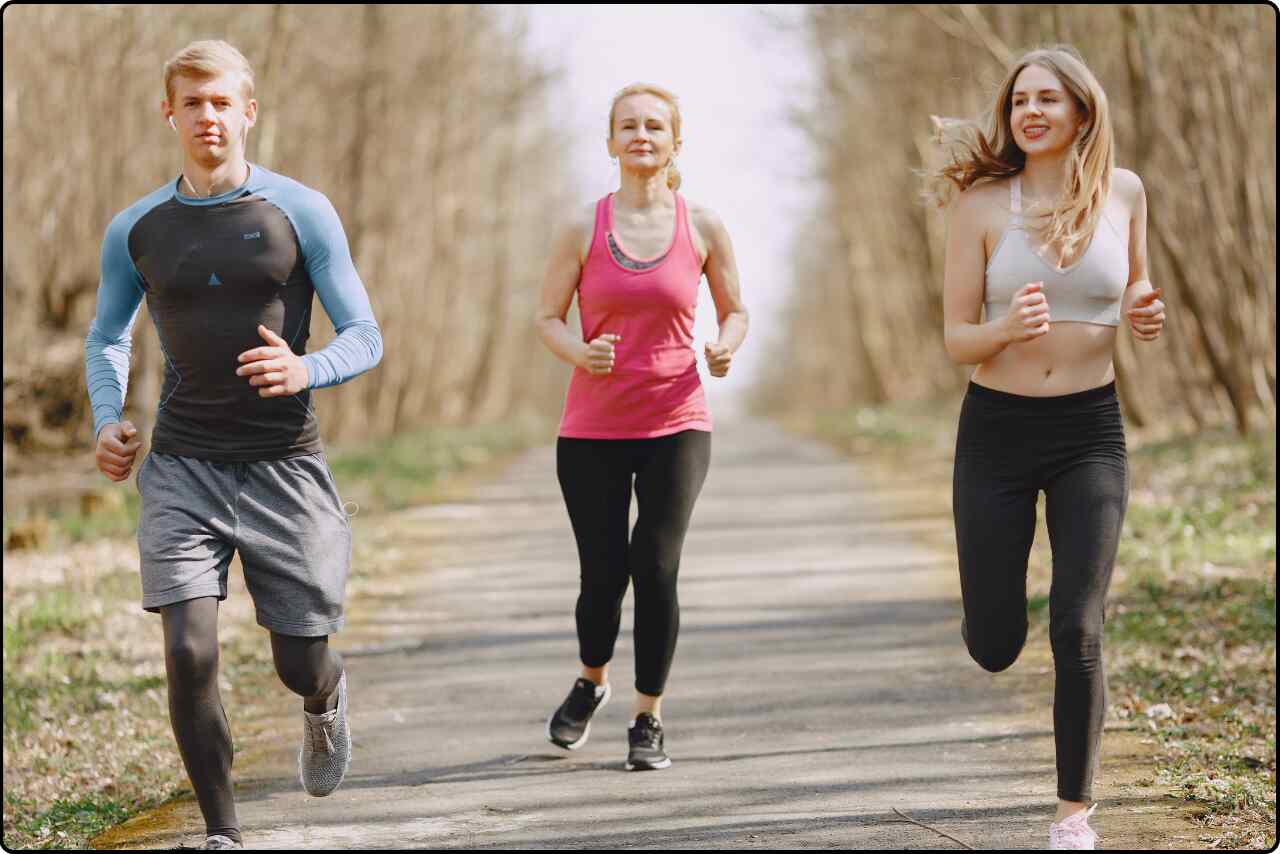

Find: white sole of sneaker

[545,681,611,750]
[624,756,672,771]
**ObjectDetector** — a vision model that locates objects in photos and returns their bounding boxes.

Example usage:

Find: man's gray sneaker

[201,835,243,850]
[546,677,611,749]
[299,670,351,796]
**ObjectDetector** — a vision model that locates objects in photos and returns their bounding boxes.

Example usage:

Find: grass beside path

[1,417,551,851]
[778,400,1277,851]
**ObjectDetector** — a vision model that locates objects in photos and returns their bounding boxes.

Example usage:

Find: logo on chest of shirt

[243,231,261,240]
[208,273,223,286]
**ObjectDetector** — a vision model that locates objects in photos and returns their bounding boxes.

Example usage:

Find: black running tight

[953,381,1128,803]
[160,598,344,843]
[556,429,711,697]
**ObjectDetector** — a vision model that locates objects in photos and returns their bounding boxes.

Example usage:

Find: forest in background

[2,4,575,465]
[753,4,1276,436]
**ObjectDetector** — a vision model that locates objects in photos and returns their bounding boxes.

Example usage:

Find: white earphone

[168,115,177,131]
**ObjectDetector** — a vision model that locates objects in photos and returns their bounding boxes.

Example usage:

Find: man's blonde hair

[163,40,255,104]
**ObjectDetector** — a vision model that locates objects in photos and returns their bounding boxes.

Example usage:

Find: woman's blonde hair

[609,83,682,191]
[926,45,1113,264]
[163,39,255,105]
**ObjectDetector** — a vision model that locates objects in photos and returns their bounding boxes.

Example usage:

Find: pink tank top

[558,192,712,439]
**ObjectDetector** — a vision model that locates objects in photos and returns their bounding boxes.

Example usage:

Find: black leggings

[953,381,1128,803]
[556,429,711,696]
[160,598,344,843]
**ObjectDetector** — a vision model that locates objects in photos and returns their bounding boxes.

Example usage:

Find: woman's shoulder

[682,197,726,237]
[546,200,602,262]
[681,196,728,260]
[957,175,1013,207]
[1111,167,1146,205]
[949,176,1015,230]
[557,199,601,237]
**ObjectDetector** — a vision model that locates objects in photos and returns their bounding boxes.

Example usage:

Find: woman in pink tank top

[534,83,749,771]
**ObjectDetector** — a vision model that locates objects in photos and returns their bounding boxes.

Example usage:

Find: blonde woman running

[535,83,748,770]
[930,46,1165,850]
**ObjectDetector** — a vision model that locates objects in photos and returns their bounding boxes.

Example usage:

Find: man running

[85,39,383,850]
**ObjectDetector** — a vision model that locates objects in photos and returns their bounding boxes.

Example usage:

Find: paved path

[102,420,1195,849]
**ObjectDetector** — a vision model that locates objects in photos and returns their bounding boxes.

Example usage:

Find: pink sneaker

[1048,804,1098,850]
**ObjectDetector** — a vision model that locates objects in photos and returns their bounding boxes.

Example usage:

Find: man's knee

[271,635,337,698]
[962,616,1027,673]
[165,635,219,686]
[1049,614,1103,669]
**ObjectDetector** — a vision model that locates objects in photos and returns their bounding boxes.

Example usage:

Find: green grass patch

[55,495,142,544]
[328,415,550,512]
[2,494,142,551]
[2,589,89,661]
[9,793,133,850]
[6,796,137,850]
[795,397,960,462]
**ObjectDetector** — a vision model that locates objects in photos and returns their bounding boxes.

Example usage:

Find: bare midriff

[972,321,1118,397]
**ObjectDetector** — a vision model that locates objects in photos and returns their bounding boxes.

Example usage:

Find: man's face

[163,71,256,168]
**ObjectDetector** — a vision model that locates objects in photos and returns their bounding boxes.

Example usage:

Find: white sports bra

[984,175,1129,327]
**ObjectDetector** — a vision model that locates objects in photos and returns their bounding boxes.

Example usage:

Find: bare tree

[2,5,576,465]
[755,4,1276,435]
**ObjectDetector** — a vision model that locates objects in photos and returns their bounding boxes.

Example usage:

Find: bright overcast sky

[520,5,818,415]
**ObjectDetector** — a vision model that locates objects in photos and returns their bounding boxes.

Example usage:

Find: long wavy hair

[925,45,1114,265]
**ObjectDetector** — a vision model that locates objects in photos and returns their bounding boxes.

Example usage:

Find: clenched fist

[96,420,142,482]
[1126,287,1165,342]
[580,333,621,376]
[1003,281,1051,343]
[704,341,732,377]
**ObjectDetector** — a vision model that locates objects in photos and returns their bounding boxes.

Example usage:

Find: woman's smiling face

[1009,63,1085,158]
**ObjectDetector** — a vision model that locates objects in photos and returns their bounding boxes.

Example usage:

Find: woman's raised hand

[1003,282,1051,343]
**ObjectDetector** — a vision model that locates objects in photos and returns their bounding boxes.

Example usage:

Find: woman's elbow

[942,329,971,365]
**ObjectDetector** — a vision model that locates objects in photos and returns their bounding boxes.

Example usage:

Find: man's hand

[96,421,142,482]
[236,324,309,397]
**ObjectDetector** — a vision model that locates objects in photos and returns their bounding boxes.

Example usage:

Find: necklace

[181,173,211,198]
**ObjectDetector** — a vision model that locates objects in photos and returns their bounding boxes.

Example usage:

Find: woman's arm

[943,186,1048,364]
[692,207,748,377]
[1117,169,1165,341]
[534,208,619,376]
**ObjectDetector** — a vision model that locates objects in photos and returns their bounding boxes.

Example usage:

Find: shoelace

[305,713,337,755]
[631,719,661,749]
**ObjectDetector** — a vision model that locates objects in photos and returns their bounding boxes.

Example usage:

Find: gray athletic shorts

[135,451,351,636]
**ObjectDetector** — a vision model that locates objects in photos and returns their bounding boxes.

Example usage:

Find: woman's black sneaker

[546,677,611,749]
[625,712,671,770]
